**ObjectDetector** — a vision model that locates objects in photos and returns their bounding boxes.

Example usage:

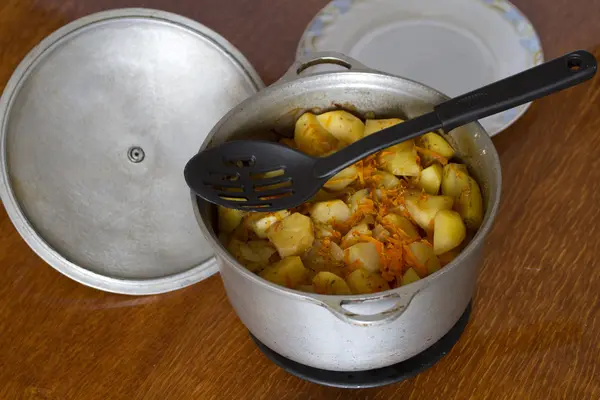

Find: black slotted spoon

[185,50,597,212]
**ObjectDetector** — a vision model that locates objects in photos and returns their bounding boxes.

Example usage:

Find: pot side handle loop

[277,52,375,84]
[320,290,420,327]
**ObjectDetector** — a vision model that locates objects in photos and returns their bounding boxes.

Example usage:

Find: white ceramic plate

[297,0,543,136]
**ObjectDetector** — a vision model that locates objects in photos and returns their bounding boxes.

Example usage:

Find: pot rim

[192,67,502,303]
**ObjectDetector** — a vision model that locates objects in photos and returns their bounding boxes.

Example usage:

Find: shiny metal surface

[0,9,264,294]
[194,53,501,371]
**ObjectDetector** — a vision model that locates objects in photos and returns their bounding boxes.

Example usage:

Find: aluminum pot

[192,53,502,371]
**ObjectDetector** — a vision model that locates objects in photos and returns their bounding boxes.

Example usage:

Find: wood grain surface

[1,0,599,399]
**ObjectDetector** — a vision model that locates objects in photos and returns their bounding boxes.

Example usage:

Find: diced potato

[404,194,454,231]
[378,147,421,177]
[405,241,440,277]
[314,223,337,239]
[316,110,365,145]
[246,210,290,238]
[308,189,337,203]
[228,239,277,272]
[364,118,404,136]
[372,224,390,242]
[340,223,371,248]
[294,112,339,156]
[441,163,470,198]
[438,249,460,266]
[419,164,443,195]
[267,213,315,257]
[381,213,420,241]
[218,206,245,234]
[387,139,416,153]
[310,200,351,225]
[329,241,345,262]
[371,170,402,189]
[346,269,390,294]
[433,210,466,255]
[279,138,297,149]
[260,256,309,288]
[324,165,358,191]
[348,189,371,214]
[296,284,316,293]
[344,242,382,273]
[312,271,352,295]
[419,132,455,158]
[456,176,484,230]
[359,215,376,226]
[401,268,421,286]
[301,240,345,274]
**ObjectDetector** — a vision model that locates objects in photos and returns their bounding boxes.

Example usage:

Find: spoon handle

[314,50,597,179]
[435,50,597,131]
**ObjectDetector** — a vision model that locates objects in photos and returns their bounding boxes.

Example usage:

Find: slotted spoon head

[184,140,323,211]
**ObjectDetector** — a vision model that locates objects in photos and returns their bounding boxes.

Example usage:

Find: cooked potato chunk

[294,112,339,156]
[296,284,316,293]
[340,223,371,248]
[279,138,297,149]
[310,200,351,225]
[401,268,421,286]
[316,110,365,145]
[324,165,359,191]
[348,189,371,214]
[405,241,441,276]
[438,249,460,266]
[344,242,382,273]
[312,271,352,295]
[227,239,277,272]
[419,164,443,195]
[441,163,469,198]
[346,268,390,294]
[404,194,454,231]
[456,176,484,230]
[419,132,455,158]
[381,213,420,241]
[218,206,245,234]
[378,147,421,177]
[246,210,290,239]
[371,170,402,189]
[314,223,337,239]
[364,118,403,136]
[267,213,314,257]
[260,256,309,288]
[372,224,390,242]
[309,189,337,203]
[433,210,466,255]
[302,240,345,274]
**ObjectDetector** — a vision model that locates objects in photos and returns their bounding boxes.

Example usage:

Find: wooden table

[1,0,599,398]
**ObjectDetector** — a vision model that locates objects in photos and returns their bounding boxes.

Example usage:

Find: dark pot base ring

[250,302,472,388]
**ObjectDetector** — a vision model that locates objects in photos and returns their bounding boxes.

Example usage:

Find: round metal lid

[0,9,264,294]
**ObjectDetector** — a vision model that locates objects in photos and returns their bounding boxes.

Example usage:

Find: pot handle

[319,289,420,327]
[277,52,375,83]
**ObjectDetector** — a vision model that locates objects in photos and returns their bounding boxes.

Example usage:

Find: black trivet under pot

[250,302,471,389]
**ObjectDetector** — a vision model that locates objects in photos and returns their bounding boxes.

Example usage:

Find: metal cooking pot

[192,53,502,371]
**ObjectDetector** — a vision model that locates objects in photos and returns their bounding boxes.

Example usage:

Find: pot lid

[0,9,263,294]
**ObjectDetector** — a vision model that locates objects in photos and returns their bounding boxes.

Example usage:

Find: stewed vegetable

[217,110,484,295]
